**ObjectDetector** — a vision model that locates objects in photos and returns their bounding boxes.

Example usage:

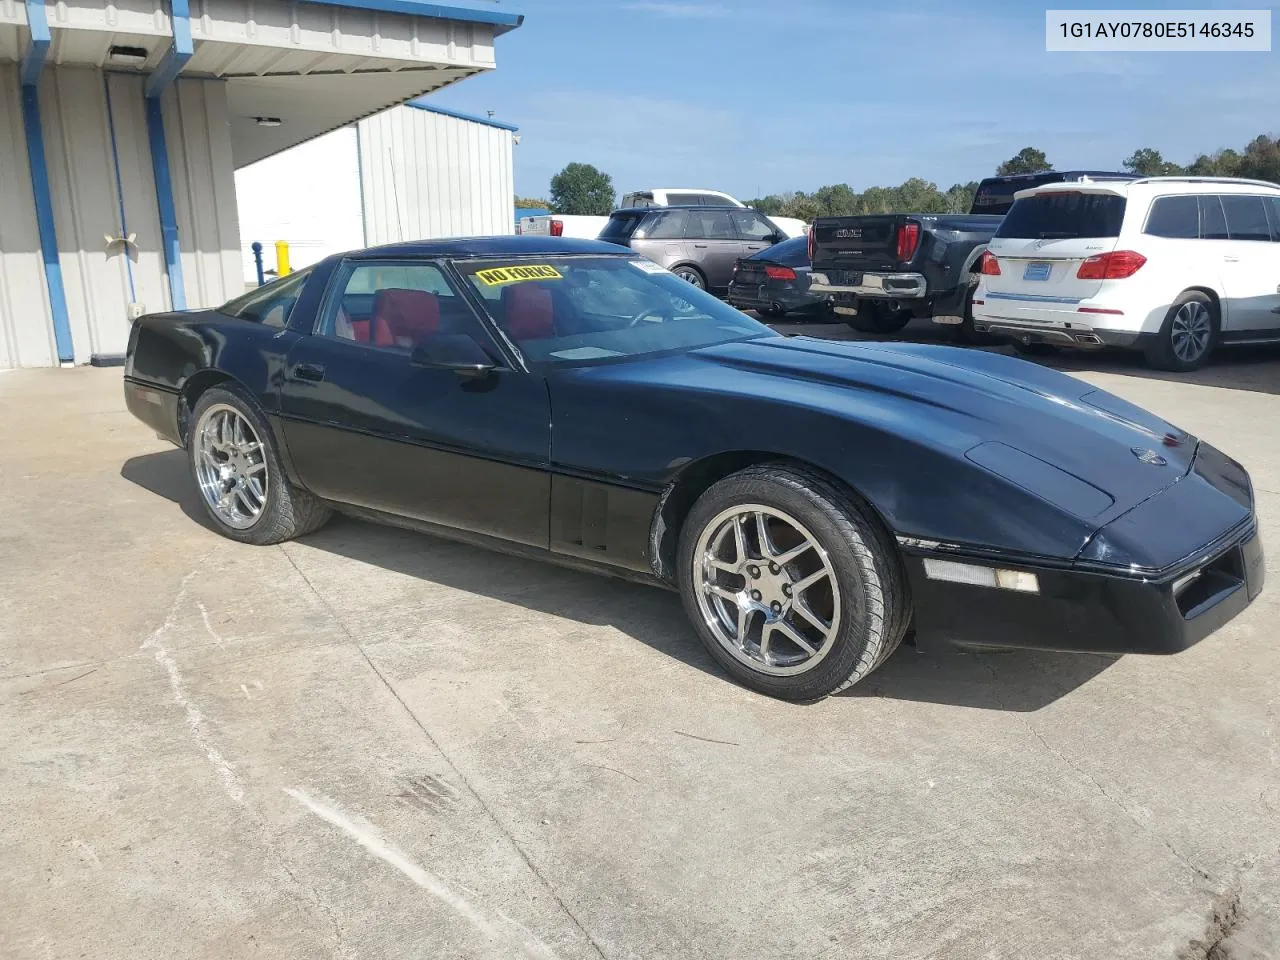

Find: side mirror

[410,334,497,378]
[769,232,784,244]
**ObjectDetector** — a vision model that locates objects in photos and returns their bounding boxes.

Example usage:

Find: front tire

[1145,291,1218,371]
[677,464,910,701]
[188,384,331,545]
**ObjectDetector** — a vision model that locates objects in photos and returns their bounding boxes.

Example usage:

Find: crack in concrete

[279,544,610,960]
[1177,889,1243,960]
[985,657,1219,887]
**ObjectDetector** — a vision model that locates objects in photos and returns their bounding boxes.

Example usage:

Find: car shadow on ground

[122,449,1115,712]
[765,314,1280,396]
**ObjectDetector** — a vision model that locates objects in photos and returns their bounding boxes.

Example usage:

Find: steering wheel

[628,306,668,328]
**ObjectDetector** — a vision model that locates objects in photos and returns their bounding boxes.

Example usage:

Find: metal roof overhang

[0,0,522,167]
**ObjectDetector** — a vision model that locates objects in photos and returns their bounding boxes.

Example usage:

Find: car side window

[666,192,702,205]
[1143,195,1199,239]
[318,261,477,353]
[1266,197,1280,241]
[685,209,736,240]
[1221,195,1273,242]
[1199,195,1230,240]
[644,210,689,239]
[731,210,776,241]
[221,268,313,327]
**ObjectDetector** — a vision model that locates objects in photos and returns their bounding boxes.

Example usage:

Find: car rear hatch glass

[986,190,1126,302]
[598,212,646,246]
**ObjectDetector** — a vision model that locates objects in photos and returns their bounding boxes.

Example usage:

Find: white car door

[1211,193,1280,334]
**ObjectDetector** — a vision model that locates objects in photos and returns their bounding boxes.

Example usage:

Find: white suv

[970,176,1280,370]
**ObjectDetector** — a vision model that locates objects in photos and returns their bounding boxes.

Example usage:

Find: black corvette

[123,237,1265,701]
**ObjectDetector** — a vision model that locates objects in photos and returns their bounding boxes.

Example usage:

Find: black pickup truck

[808,171,1137,340]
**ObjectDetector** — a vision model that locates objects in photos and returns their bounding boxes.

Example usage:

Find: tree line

[520,134,1280,217]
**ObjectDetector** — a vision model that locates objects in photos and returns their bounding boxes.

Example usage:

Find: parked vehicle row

[808,173,1280,370]
[807,170,1138,338]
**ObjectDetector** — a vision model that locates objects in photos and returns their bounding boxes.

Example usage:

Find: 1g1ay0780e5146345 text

[1046,8,1271,51]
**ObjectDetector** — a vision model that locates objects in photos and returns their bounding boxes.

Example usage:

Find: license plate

[1023,261,1052,282]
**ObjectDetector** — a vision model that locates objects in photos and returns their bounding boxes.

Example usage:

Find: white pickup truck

[516,215,610,239]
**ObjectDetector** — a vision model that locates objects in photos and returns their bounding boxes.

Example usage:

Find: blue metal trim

[103,75,137,303]
[20,0,50,85]
[145,0,193,311]
[295,0,523,33]
[21,1,75,364]
[145,96,187,311]
[405,98,519,131]
[145,0,192,97]
[985,291,1084,305]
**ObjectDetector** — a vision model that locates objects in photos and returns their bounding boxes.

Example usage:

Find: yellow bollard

[274,240,291,277]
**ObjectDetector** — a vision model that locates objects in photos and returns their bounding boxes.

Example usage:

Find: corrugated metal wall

[359,106,514,245]
[0,65,241,367]
[234,127,366,284]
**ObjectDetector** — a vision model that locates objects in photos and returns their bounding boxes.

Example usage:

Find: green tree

[1123,148,1183,177]
[514,195,550,209]
[945,181,979,213]
[548,163,615,215]
[812,183,859,216]
[1236,135,1280,183]
[996,147,1052,176]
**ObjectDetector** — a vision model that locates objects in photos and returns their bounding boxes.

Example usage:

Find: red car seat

[500,284,556,340]
[370,289,441,348]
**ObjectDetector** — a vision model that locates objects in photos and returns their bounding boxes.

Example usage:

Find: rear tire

[954,272,999,345]
[1144,291,1218,372]
[846,302,913,335]
[673,265,706,290]
[677,463,910,702]
[188,384,331,545]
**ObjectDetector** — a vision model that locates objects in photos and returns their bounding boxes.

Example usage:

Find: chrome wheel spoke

[772,540,815,568]
[793,598,832,635]
[244,460,267,477]
[793,568,830,595]
[732,515,749,566]
[770,620,817,656]
[735,604,753,641]
[708,584,741,604]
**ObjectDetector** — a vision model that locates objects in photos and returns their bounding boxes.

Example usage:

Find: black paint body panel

[120,239,1264,660]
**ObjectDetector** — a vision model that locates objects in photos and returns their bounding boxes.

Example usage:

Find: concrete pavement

[1,332,1277,959]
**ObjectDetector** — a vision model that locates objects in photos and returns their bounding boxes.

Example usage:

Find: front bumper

[903,523,1264,655]
[902,440,1265,656]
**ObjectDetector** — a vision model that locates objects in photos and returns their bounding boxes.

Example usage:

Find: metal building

[234,99,517,284]
[0,0,522,369]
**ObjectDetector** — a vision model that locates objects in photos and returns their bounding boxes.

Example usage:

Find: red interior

[501,284,556,340]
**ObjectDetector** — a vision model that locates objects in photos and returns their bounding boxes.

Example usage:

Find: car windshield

[454,255,777,364]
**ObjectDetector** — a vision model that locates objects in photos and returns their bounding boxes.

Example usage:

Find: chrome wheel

[193,404,268,530]
[675,267,704,289]
[693,504,842,676]
[1170,300,1212,363]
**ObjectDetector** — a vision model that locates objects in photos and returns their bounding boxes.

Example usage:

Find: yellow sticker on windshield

[475,264,563,286]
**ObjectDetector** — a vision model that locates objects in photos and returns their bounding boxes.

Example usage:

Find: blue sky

[430,0,1280,201]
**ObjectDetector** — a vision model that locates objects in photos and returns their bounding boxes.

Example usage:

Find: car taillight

[1076,250,1146,280]
[550,219,564,237]
[764,265,797,281]
[807,225,815,262]
[896,222,920,261]
[979,251,1001,276]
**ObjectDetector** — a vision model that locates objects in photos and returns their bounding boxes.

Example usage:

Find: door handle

[745,245,763,250]
[292,362,326,382]
[694,243,708,248]
[1223,256,1239,263]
